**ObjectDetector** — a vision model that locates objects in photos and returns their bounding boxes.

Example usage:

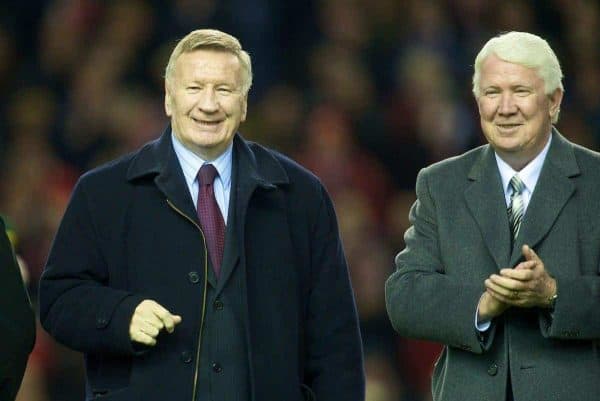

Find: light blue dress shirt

[171,132,232,224]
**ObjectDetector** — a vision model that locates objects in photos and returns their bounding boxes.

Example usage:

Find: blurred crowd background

[1,0,599,400]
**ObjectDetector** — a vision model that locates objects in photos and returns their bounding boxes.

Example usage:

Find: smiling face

[476,54,562,170]
[165,48,247,160]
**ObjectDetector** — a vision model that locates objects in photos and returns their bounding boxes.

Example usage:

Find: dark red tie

[197,164,225,278]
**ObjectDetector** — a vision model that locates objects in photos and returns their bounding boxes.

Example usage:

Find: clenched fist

[129,300,182,346]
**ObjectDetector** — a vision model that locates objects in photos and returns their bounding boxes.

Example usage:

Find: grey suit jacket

[385,130,600,401]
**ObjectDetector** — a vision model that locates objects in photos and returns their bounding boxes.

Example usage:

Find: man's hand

[477,291,510,323]
[485,245,557,308]
[129,300,182,346]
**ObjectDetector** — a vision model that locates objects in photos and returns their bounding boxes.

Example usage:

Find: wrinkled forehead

[175,48,246,83]
[480,54,543,85]
[173,49,243,80]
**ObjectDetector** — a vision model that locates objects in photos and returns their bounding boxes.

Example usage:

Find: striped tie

[507,175,526,239]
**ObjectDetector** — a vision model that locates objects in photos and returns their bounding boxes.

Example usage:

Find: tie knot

[509,175,525,194]
[198,164,218,186]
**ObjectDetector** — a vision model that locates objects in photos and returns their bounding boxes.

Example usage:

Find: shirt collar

[171,130,233,189]
[495,133,552,194]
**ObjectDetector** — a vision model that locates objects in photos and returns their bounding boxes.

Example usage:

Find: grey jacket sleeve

[385,169,496,354]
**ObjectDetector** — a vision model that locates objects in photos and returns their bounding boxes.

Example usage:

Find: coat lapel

[231,135,289,248]
[126,126,198,222]
[153,153,198,222]
[217,134,289,290]
[464,146,512,270]
[510,131,579,265]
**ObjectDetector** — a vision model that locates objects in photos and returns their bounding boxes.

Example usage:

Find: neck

[497,130,551,171]
[498,154,534,172]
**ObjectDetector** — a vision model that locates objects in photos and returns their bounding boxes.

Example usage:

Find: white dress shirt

[171,132,232,224]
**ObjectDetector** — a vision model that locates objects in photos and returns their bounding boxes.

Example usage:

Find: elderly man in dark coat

[39,29,364,401]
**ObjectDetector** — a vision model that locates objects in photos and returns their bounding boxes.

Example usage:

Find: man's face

[165,49,247,160]
[476,54,562,169]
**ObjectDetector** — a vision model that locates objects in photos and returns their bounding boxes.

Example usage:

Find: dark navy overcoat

[39,129,364,401]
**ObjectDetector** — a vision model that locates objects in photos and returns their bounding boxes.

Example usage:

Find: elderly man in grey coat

[386,31,600,401]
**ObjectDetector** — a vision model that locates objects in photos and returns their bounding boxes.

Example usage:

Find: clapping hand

[485,245,557,308]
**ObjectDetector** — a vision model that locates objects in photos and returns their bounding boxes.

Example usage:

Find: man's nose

[197,89,219,112]
[498,93,517,115]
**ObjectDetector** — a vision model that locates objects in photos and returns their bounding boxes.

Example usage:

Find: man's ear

[548,88,563,119]
[240,94,248,122]
[164,81,172,117]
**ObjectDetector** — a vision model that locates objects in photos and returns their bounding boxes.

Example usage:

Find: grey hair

[165,29,253,94]
[472,31,563,122]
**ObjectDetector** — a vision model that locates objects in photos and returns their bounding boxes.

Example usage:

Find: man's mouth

[496,123,523,128]
[495,123,523,133]
[192,117,222,129]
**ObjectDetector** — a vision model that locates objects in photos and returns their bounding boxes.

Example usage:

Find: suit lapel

[510,131,579,265]
[464,146,512,270]
[215,161,241,292]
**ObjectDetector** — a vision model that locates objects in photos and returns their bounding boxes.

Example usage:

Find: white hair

[472,32,564,122]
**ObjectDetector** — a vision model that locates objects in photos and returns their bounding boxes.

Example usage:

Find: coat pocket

[90,387,138,401]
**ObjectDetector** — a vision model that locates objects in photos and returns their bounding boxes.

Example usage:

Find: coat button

[487,363,498,376]
[181,351,192,363]
[212,362,223,373]
[188,271,200,284]
[96,317,108,328]
[214,300,224,310]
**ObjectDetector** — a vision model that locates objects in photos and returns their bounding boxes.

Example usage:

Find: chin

[497,142,523,151]
[191,132,223,144]
[490,137,521,152]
